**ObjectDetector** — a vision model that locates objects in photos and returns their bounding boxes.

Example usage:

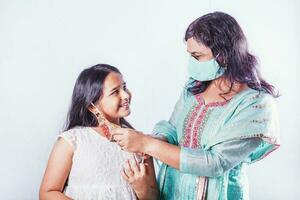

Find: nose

[121,89,130,100]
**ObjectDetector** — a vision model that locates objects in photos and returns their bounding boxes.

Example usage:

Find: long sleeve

[152,91,185,145]
[180,138,262,177]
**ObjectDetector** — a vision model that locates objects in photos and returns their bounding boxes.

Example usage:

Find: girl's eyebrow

[109,83,126,93]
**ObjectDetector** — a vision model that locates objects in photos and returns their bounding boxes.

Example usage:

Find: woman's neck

[204,77,248,102]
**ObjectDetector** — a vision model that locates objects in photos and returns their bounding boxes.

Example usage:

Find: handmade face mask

[187,56,225,81]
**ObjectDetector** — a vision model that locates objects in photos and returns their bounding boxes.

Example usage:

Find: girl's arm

[39,138,73,200]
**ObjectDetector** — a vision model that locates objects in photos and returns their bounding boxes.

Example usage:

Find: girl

[112,12,280,200]
[39,64,157,200]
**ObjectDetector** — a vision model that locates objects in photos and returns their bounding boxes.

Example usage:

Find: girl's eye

[112,90,119,95]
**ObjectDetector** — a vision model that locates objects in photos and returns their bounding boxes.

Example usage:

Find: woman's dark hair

[64,64,133,131]
[185,11,279,97]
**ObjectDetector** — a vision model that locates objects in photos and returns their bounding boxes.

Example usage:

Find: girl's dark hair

[64,64,133,131]
[185,11,279,97]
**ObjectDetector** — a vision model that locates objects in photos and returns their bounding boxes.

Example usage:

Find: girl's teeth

[120,103,129,108]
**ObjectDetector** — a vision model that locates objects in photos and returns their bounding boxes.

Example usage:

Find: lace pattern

[57,127,137,200]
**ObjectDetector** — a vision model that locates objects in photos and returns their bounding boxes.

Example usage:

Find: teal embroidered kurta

[153,81,280,200]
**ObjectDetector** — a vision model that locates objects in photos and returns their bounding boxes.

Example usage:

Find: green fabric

[153,81,280,200]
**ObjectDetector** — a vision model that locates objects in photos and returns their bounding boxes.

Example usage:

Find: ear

[216,54,228,67]
[88,103,100,117]
[88,105,96,114]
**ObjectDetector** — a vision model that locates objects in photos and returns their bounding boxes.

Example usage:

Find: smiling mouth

[119,101,130,109]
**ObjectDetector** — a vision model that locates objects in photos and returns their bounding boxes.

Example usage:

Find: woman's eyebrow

[187,50,204,55]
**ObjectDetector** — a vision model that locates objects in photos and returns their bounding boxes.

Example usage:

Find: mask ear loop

[215,53,228,69]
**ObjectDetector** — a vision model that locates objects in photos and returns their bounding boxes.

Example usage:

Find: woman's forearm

[142,135,180,169]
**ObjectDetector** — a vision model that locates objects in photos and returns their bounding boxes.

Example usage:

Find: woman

[113,12,280,199]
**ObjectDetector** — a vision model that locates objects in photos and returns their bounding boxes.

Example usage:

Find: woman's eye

[192,55,200,60]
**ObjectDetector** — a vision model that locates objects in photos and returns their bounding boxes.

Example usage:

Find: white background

[0,0,299,199]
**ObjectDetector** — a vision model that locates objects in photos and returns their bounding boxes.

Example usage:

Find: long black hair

[185,11,279,97]
[64,64,133,131]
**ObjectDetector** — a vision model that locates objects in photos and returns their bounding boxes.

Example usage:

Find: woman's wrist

[140,134,155,155]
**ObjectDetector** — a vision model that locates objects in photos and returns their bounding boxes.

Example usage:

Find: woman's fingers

[143,154,151,160]
[111,129,125,144]
[111,128,129,137]
[111,128,123,135]
[112,134,123,142]
[136,152,144,157]
[116,139,124,147]
[113,134,126,148]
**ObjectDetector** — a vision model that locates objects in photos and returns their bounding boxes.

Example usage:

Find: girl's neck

[106,117,121,126]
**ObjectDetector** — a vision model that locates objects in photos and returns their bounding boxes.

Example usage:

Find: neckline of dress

[88,126,111,141]
[195,87,252,108]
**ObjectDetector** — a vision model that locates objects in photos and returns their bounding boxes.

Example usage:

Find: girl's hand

[135,152,151,163]
[112,128,148,153]
[121,158,158,200]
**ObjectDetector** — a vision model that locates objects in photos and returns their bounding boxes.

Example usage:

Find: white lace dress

[58,126,137,200]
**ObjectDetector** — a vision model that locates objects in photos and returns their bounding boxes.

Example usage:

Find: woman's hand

[121,157,158,200]
[112,128,180,170]
[112,128,148,153]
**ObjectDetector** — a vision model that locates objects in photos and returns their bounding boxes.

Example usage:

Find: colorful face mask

[187,56,225,81]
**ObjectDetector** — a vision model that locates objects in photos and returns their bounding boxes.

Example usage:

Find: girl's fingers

[124,161,134,176]
[139,163,146,175]
[129,158,139,174]
[123,167,133,177]
[121,169,129,181]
